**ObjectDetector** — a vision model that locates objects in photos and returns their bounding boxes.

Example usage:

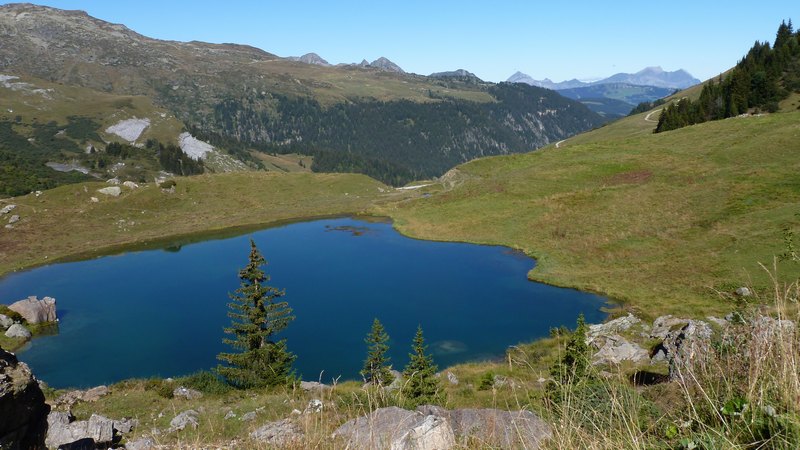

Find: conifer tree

[401,325,442,406]
[546,314,592,403]
[550,313,590,385]
[216,239,295,388]
[361,318,394,386]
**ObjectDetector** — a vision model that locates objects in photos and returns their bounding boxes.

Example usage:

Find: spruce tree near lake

[361,318,394,386]
[216,239,295,388]
[401,325,442,406]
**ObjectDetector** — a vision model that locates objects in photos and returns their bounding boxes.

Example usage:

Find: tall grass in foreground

[545,261,800,449]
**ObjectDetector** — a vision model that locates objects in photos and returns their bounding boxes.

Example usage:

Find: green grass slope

[385,111,800,318]
[0,172,399,277]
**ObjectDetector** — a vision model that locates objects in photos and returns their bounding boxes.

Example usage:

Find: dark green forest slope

[208,83,603,184]
[656,20,800,132]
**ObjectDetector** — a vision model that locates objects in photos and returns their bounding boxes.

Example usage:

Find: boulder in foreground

[0,348,49,449]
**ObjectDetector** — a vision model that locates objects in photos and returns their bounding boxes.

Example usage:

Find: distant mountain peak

[429,69,482,82]
[287,52,330,66]
[506,72,587,90]
[640,66,664,74]
[508,66,700,90]
[369,57,405,73]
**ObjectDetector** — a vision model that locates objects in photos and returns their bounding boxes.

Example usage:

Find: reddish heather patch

[606,170,653,185]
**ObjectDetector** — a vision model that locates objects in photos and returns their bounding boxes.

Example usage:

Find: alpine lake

[0,217,609,388]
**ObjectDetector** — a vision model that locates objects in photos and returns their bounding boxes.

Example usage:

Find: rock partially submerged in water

[9,296,57,324]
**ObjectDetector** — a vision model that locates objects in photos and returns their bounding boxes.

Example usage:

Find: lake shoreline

[3,216,609,389]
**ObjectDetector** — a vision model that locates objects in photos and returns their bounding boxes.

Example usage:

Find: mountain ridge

[0,3,604,188]
[508,66,700,90]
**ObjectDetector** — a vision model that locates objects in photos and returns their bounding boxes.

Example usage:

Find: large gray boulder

[417,405,552,449]
[0,348,49,449]
[44,412,117,449]
[8,296,57,324]
[591,334,649,366]
[4,323,31,339]
[97,186,121,197]
[250,419,303,447]
[169,409,199,431]
[588,313,644,341]
[333,406,456,450]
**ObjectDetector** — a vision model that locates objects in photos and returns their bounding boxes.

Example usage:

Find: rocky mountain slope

[0,3,604,187]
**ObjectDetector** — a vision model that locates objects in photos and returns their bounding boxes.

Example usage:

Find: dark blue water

[0,218,607,388]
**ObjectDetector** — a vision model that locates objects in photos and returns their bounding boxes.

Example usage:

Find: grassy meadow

[0,172,403,277]
[384,110,800,318]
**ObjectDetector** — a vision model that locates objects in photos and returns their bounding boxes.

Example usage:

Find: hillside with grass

[2,8,800,450]
[387,109,800,318]
[0,4,604,187]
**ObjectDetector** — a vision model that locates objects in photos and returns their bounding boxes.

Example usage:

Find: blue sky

[6,1,798,82]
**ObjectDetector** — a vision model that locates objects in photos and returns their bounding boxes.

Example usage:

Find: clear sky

[4,1,798,82]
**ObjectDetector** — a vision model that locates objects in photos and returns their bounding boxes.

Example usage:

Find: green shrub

[159,179,176,189]
[478,371,495,391]
[177,371,233,395]
[0,305,24,323]
[143,378,174,399]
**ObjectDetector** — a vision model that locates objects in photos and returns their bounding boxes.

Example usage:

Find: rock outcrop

[45,411,126,449]
[54,386,109,409]
[334,406,551,449]
[659,319,713,380]
[0,348,49,449]
[334,406,455,450]
[250,419,303,447]
[8,296,57,324]
[591,334,649,365]
[418,405,552,448]
[0,314,13,329]
[169,409,199,432]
